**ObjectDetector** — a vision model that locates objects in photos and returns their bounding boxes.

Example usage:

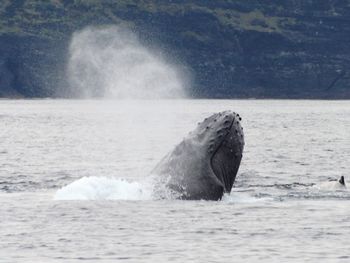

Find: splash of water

[54,176,153,201]
[67,25,189,99]
[53,175,180,201]
[53,176,271,202]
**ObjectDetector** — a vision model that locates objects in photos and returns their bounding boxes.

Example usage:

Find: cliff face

[1,0,350,98]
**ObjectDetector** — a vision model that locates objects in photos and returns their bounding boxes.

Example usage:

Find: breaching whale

[152,111,244,200]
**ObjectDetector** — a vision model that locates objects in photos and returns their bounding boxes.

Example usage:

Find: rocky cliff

[1,0,350,98]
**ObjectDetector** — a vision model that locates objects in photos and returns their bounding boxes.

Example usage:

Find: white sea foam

[54,176,153,201]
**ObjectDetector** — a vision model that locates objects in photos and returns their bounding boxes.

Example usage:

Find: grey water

[1,99,350,262]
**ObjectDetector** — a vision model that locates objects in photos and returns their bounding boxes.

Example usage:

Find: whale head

[193,110,245,193]
[152,110,244,200]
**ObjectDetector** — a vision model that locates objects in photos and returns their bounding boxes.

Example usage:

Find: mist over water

[67,25,189,99]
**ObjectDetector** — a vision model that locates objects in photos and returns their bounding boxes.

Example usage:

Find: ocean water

[1,99,349,262]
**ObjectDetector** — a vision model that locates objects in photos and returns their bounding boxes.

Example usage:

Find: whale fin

[339,176,345,186]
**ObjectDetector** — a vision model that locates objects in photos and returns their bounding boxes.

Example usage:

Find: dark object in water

[152,111,244,200]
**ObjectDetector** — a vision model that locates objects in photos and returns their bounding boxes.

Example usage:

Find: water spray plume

[67,25,190,99]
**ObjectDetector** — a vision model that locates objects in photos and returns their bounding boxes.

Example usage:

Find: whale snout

[202,111,244,193]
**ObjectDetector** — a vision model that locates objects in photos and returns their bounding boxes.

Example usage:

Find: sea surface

[0,99,349,262]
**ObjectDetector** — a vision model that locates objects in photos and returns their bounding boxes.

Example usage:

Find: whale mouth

[210,115,244,193]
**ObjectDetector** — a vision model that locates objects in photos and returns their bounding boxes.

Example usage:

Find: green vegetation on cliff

[1,0,350,98]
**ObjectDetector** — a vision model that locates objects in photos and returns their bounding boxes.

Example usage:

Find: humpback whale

[152,111,244,200]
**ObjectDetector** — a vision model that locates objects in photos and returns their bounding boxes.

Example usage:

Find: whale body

[152,111,244,200]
